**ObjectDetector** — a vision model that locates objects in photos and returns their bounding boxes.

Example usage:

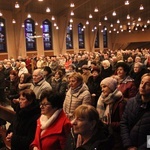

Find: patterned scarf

[97,89,122,120]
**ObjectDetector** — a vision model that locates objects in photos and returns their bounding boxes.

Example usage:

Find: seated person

[6,89,40,150]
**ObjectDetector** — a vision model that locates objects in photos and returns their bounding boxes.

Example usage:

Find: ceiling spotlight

[22,23,25,28]
[54,23,57,26]
[127,14,130,19]
[94,7,99,12]
[70,10,74,16]
[109,30,112,33]
[101,30,103,33]
[138,17,141,21]
[121,29,124,32]
[139,4,144,10]
[38,0,43,1]
[51,16,55,20]
[144,25,147,28]
[135,27,138,30]
[113,28,116,31]
[128,22,131,25]
[117,19,120,24]
[12,19,16,24]
[35,22,38,26]
[27,14,31,18]
[104,16,108,20]
[147,20,150,24]
[70,3,75,7]
[0,23,4,27]
[112,11,116,16]
[83,25,86,29]
[0,12,3,16]
[70,18,73,23]
[117,31,119,34]
[110,24,113,27]
[142,28,144,31]
[86,20,89,25]
[56,26,59,30]
[89,14,93,19]
[46,7,50,13]
[125,0,129,5]
[99,22,102,26]
[120,25,123,28]
[15,2,20,8]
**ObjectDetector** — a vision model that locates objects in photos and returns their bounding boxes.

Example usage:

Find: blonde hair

[68,72,83,84]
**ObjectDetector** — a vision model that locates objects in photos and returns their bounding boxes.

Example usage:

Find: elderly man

[30,69,52,100]
[121,73,150,150]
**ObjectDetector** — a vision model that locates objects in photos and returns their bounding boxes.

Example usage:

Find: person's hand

[6,132,13,141]
[33,147,39,150]
[127,147,137,150]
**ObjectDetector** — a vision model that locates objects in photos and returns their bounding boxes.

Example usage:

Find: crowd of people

[0,48,150,149]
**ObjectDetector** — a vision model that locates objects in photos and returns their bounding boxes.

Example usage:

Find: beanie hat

[100,77,118,92]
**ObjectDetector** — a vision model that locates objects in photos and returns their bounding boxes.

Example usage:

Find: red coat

[30,110,71,150]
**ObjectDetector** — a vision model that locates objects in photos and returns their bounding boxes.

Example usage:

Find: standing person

[6,89,40,150]
[30,90,71,150]
[68,104,111,150]
[121,73,150,150]
[97,77,126,150]
[30,69,52,100]
[63,72,91,120]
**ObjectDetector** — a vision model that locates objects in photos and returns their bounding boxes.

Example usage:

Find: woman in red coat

[30,90,71,150]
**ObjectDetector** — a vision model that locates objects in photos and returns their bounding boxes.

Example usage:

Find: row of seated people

[1,72,150,150]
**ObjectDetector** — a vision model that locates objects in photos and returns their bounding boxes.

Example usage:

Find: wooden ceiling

[0,0,150,26]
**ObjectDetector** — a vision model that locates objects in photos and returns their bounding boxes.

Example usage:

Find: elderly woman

[63,72,91,120]
[97,77,126,150]
[68,104,111,150]
[115,62,137,101]
[30,90,71,150]
[130,62,149,88]
[6,89,40,150]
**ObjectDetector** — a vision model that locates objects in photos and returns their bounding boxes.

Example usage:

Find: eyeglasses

[40,103,51,107]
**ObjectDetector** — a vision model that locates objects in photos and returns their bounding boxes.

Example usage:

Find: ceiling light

[22,23,24,28]
[38,0,43,1]
[46,7,50,13]
[113,28,116,31]
[110,24,113,27]
[15,2,20,8]
[94,7,99,12]
[112,11,116,16]
[0,12,3,16]
[135,27,138,30]
[117,19,120,24]
[138,17,141,21]
[89,14,93,18]
[70,10,74,16]
[12,19,16,24]
[104,16,108,20]
[40,25,43,28]
[56,26,59,30]
[0,23,4,26]
[117,31,119,34]
[127,14,130,19]
[125,0,129,5]
[70,18,73,23]
[35,22,38,26]
[147,20,150,24]
[109,30,112,33]
[121,29,124,32]
[142,28,144,31]
[120,25,123,28]
[83,25,86,29]
[139,4,144,10]
[128,22,131,25]
[70,3,75,8]
[104,27,107,30]
[99,22,102,26]
[101,30,103,33]
[92,29,94,32]
[86,20,89,25]
[129,30,131,33]
[51,16,55,20]
[144,25,147,28]
[27,14,31,18]
[54,23,57,26]
[94,26,97,30]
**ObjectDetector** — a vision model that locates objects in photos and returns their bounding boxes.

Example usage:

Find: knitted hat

[100,77,118,92]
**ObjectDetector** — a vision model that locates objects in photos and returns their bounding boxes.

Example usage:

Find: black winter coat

[120,93,150,149]
[7,102,40,150]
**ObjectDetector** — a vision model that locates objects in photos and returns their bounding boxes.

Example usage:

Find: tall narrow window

[78,23,85,49]
[42,19,53,50]
[24,19,36,51]
[103,26,108,48]
[66,23,73,49]
[0,17,7,52]
[95,29,99,48]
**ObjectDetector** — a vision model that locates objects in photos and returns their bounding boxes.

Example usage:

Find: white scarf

[40,109,62,130]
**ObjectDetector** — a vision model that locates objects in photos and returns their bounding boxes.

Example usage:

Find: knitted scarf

[40,109,62,131]
[97,89,122,120]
